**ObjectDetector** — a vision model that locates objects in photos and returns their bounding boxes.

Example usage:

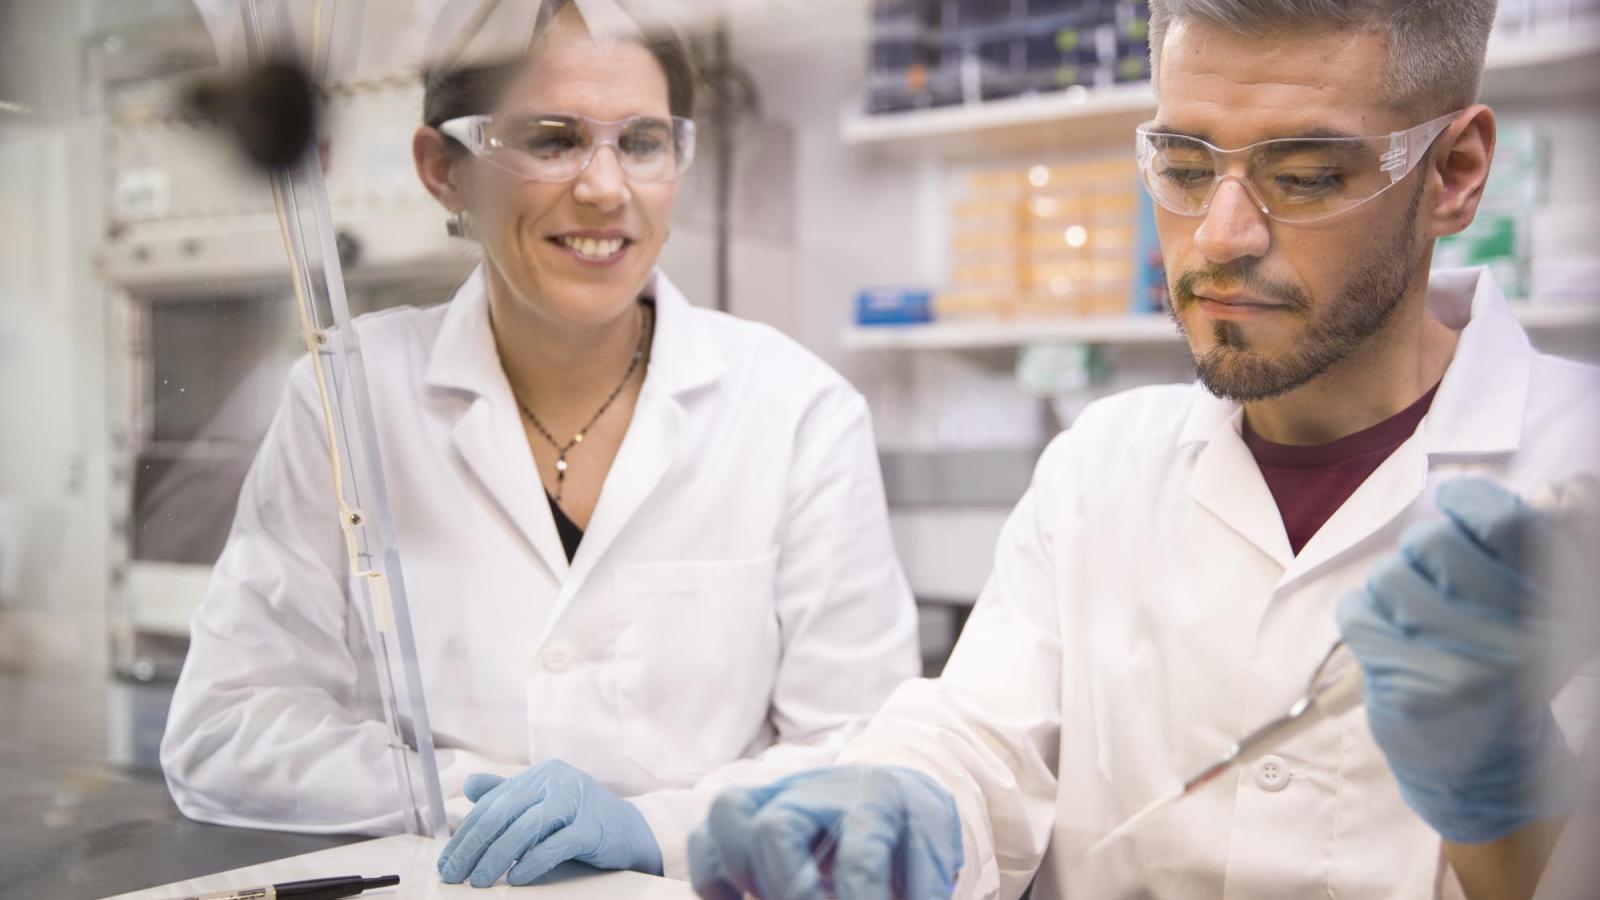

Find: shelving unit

[842,304,1600,351]
[841,28,1600,161]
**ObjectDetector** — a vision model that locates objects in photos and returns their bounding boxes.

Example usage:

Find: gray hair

[1148,0,1497,115]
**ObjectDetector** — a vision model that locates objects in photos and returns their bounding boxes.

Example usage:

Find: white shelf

[840,81,1155,159]
[843,304,1600,351]
[843,313,1176,350]
[1482,26,1600,101]
[841,29,1600,159]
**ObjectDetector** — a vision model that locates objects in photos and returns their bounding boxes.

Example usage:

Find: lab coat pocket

[612,550,781,784]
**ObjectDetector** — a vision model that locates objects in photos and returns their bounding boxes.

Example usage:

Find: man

[686,1,1599,898]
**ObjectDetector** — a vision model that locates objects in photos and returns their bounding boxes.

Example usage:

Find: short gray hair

[1148,0,1497,115]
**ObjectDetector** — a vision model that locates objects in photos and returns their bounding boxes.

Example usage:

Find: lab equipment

[437,760,663,888]
[863,1,1154,114]
[438,113,698,184]
[183,873,400,900]
[1135,110,1461,224]
[237,0,448,836]
[687,765,962,900]
[1085,474,1599,857]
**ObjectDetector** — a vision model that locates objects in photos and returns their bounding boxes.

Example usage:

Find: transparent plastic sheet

[237,0,447,838]
[171,0,912,888]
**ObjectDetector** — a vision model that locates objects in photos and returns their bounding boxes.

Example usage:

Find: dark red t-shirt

[1243,384,1439,555]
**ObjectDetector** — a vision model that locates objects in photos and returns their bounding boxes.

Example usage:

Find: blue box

[856,287,935,326]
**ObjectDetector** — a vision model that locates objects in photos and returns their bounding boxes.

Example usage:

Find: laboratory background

[1,0,1598,897]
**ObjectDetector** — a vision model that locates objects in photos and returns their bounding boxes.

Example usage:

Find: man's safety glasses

[440,112,697,184]
[1134,111,1462,224]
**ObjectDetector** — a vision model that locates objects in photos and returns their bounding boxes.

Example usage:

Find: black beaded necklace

[515,302,652,504]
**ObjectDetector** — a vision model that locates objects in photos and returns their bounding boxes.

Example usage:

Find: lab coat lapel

[1182,388,1296,571]
[424,266,571,579]
[532,271,724,651]
[1283,267,1528,589]
[450,399,572,579]
[1280,434,1427,589]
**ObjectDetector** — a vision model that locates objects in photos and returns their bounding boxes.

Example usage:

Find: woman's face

[463,31,680,331]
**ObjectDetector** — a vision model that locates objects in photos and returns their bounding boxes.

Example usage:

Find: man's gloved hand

[1337,478,1592,844]
[436,759,662,887]
[687,765,962,900]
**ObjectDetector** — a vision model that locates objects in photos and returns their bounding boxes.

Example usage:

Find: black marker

[182,874,399,900]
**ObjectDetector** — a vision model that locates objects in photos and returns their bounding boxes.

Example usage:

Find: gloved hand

[687,765,962,900]
[1337,478,1590,845]
[436,759,662,888]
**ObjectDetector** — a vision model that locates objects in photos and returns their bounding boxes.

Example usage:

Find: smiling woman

[155,1,921,891]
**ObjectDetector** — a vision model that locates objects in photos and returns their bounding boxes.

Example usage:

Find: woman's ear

[1425,105,1496,240]
[413,125,467,212]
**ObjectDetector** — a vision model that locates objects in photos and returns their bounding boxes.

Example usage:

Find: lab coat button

[1255,754,1290,792]
[543,647,574,672]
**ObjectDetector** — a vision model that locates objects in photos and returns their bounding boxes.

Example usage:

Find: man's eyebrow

[1145,124,1208,142]
[1144,125,1364,146]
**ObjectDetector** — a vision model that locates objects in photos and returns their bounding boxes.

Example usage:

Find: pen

[181,874,400,900]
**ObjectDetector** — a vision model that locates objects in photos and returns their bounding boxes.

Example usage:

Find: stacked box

[1019,158,1139,315]
[939,157,1143,318]
[943,168,1029,316]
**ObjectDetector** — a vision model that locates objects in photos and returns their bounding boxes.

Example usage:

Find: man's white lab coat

[842,268,1599,898]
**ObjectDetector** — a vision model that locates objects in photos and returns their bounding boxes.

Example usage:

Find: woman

[159,4,919,888]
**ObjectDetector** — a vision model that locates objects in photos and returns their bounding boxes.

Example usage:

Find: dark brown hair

[422,29,699,146]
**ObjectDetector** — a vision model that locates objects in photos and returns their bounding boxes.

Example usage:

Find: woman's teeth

[558,236,624,259]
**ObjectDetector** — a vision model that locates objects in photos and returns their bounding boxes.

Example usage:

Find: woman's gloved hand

[687,765,962,899]
[436,759,662,887]
[1337,478,1593,844]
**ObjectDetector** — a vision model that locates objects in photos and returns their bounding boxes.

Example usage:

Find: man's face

[1151,21,1432,402]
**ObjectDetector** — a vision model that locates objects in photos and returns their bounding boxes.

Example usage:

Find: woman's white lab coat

[160,266,920,879]
[841,268,1600,898]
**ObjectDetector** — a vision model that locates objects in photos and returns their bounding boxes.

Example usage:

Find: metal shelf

[842,304,1600,351]
[840,29,1600,159]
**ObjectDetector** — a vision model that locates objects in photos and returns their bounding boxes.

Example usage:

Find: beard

[1168,180,1424,403]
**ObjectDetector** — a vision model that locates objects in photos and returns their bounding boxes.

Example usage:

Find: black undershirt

[546,492,584,562]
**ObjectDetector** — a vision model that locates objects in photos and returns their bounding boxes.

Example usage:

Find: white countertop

[105,834,700,900]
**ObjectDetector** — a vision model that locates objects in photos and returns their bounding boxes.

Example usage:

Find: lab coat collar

[419,264,726,644]
[1175,266,1533,581]
[421,265,569,579]
[422,265,724,400]
[1417,266,1530,456]
[642,269,727,398]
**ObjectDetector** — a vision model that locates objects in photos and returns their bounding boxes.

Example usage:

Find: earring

[446,209,476,239]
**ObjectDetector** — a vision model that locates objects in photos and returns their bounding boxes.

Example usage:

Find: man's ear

[1425,105,1496,239]
[414,125,467,212]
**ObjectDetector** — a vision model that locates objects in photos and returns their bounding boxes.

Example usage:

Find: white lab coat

[841,268,1600,899]
[160,266,920,879]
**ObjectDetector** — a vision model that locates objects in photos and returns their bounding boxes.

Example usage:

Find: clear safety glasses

[1134,110,1463,224]
[440,112,696,184]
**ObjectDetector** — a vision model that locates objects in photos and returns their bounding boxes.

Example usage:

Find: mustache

[1173,264,1311,313]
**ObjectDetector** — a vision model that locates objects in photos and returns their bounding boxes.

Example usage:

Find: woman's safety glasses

[440,112,696,184]
[1134,110,1462,224]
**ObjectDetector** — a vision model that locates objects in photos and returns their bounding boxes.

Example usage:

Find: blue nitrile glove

[1337,478,1591,845]
[436,759,662,888]
[687,766,962,900]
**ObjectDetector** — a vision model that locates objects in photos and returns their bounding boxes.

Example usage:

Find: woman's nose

[571,144,630,211]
